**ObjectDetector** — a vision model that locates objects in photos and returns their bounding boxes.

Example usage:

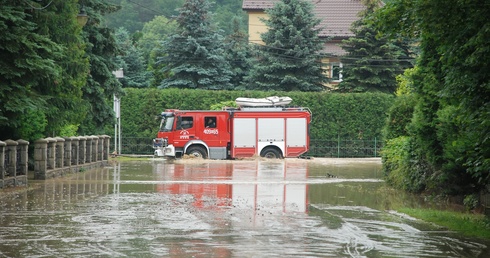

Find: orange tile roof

[242,0,366,37]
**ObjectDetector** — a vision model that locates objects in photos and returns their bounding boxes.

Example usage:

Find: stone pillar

[55,137,65,170]
[102,135,110,161]
[17,139,29,176]
[45,137,56,170]
[5,139,18,177]
[91,136,98,162]
[79,137,86,164]
[34,138,48,179]
[71,137,80,167]
[63,137,72,167]
[85,136,93,163]
[97,135,104,161]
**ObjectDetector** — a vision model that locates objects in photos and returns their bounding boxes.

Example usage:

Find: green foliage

[138,15,178,61]
[103,0,182,33]
[245,0,326,92]
[0,0,88,140]
[158,0,233,89]
[376,0,490,195]
[398,208,490,239]
[395,67,418,96]
[382,94,416,140]
[59,124,79,137]
[114,27,150,88]
[117,88,394,140]
[103,0,246,35]
[35,0,89,134]
[224,16,252,88]
[338,0,413,94]
[209,101,237,110]
[79,0,124,135]
[17,109,48,141]
[382,136,427,192]
[463,194,479,211]
[140,15,178,88]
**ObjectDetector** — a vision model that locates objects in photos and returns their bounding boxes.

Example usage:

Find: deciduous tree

[377,0,490,195]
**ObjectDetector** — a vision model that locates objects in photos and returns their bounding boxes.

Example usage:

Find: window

[331,63,343,82]
[178,116,193,129]
[205,117,216,128]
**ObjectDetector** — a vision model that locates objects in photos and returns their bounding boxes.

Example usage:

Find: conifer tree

[158,0,233,89]
[245,0,327,92]
[79,0,124,134]
[338,0,412,93]
[224,16,252,88]
[0,1,62,139]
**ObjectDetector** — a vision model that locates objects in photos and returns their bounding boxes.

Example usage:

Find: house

[242,0,366,87]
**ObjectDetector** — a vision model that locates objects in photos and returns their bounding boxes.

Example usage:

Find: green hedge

[117,88,395,140]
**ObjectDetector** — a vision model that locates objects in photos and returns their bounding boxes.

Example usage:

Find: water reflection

[0,159,488,257]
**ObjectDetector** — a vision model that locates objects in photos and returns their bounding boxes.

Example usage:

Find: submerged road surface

[0,158,488,257]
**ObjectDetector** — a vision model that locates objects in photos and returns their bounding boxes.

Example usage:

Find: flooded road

[0,158,489,257]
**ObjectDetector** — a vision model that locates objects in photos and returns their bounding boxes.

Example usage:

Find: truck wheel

[261,148,282,159]
[186,146,208,159]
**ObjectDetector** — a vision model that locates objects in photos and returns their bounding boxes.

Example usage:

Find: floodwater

[0,158,489,257]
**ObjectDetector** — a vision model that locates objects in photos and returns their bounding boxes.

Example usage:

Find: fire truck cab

[153,102,311,159]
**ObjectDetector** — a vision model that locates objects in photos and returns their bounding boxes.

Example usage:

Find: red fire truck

[153,98,311,159]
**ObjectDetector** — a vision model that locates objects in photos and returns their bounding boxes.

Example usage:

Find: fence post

[45,137,56,170]
[63,137,72,168]
[34,138,48,179]
[17,139,29,177]
[337,135,340,158]
[103,135,110,160]
[374,137,377,157]
[71,137,80,170]
[79,136,86,164]
[5,140,18,178]
[55,137,65,171]
[91,135,98,162]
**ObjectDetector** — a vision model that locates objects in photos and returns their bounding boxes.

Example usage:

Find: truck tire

[186,146,208,159]
[260,147,282,159]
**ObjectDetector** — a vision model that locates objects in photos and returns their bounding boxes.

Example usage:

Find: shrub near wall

[118,88,394,140]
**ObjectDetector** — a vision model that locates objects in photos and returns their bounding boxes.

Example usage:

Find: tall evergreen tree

[0,0,92,139]
[158,0,233,90]
[245,0,326,92]
[78,0,124,134]
[224,16,252,88]
[338,0,413,94]
[0,1,62,140]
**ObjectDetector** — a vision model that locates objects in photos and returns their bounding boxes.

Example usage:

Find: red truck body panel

[154,107,311,159]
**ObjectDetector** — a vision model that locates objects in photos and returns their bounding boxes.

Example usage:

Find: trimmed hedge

[117,88,395,140]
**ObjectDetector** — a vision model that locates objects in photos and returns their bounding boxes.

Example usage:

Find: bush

[382,136,426,192]
[115,88,395,140]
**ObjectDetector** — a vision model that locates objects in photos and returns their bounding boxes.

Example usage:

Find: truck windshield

[160,116,175,132]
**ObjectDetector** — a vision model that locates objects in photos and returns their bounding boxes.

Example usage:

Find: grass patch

[398,207,490,239]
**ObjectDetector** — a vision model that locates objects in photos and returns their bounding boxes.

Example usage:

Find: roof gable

[242,0,366,37]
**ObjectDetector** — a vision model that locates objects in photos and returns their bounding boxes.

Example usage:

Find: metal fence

[113,137,383,158]
[308,138,382,158]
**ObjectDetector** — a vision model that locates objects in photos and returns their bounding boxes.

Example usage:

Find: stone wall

[34,135,110,180]
[1,135,111,189]
[0,139,29,188]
